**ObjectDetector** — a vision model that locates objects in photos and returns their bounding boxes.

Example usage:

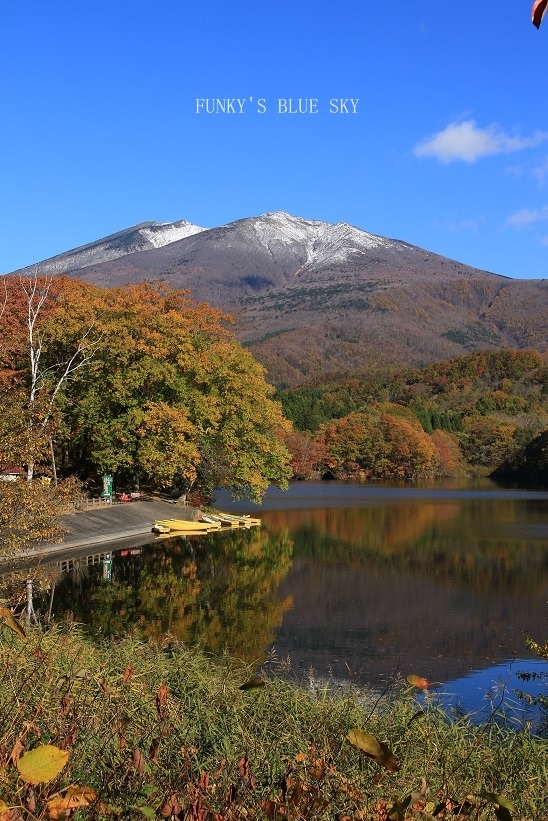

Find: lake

[18,479,548,723]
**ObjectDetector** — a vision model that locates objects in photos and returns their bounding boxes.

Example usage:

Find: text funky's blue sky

[1,1,548,279]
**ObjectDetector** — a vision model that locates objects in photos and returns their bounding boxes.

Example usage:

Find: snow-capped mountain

[238,211,398,270]
[7,211,548,386]
[13,219,205,277]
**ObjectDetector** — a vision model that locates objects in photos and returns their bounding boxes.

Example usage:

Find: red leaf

[238,754,249,780]
[161,794,182,818]
[406,674,430,689]
[156,684,168,717]
[532,0,548,28]
[122,664,134,684]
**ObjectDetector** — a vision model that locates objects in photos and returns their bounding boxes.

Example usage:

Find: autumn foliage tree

[460,416,518,468]
[430,429,464,476]
[284,431,328,479]
[0,273,101,480]
[0,278,292,502]
[379,414,440,479]
[316,407,440,481]
[280,348,548,479]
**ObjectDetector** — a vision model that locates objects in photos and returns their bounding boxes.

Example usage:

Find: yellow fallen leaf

[46,786,97,819]
[17,745,69,785]
[347,729,384,758]
[347,729,399,773]
[239,677,265,691]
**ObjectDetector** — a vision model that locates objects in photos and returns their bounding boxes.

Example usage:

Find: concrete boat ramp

[2,500,199,568]
[60,500,196,549]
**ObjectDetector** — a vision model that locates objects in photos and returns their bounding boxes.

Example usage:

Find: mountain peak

[7,210,546,387]
[11,218,206,277]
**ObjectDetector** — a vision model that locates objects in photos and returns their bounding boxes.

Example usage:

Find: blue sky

[1,0,548,279]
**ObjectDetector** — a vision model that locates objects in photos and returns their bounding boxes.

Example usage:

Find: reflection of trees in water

[46,528,294,663]
[262,500,548,592]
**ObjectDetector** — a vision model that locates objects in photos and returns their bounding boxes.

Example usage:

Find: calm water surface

[215,479,548,716]
[15,479,548,719]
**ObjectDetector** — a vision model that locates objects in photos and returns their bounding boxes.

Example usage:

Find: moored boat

[154,514,261,533]
[154,519,218,532]
[152,524,171,534]
[214,511,262,527]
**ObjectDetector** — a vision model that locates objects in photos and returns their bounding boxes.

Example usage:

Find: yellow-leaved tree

[45,280,292,501]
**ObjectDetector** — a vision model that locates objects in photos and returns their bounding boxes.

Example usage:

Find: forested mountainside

[10,212,548,386]
[278,349,548,483]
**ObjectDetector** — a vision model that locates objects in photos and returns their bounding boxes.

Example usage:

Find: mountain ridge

[12,218,206,276]
[7,211,547,386]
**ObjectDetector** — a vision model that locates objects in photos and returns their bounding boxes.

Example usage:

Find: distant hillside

[278,349,548,483]
[278,348,548,434]
[10,211,548,386]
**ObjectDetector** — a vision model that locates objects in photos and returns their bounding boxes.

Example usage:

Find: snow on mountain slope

[247,211,397,270]
[11,219,206,277]
[138,220,206,248]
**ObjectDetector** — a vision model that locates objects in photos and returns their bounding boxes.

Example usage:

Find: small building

[0,465,23,481]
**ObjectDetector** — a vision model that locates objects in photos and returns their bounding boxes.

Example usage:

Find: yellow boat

[207,514,241,528]
[155,519,220,532]
[213,512,262,527]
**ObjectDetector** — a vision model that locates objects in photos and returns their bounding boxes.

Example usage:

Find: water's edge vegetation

[0,622,546,820]
[1,275,548,819]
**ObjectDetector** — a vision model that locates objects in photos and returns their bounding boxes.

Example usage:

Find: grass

[0,621,546,820]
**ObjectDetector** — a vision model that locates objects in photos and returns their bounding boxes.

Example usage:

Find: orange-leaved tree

[47,280,292,501]
[316,406,440,481]
[0,273,101,481]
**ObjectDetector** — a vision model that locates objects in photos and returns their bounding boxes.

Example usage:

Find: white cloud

[414,120,548,164]
[432,216,485,235]
[532,156,548,186]
[446,217,484,234]
[505,206,548,229]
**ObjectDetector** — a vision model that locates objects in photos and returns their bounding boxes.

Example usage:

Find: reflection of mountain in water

[5,482,548,691]
[259,494,548,684]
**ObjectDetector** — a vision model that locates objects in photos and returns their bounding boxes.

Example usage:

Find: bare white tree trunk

[17,272,100,481]
[50,436,58,487]
[26,577,38,624]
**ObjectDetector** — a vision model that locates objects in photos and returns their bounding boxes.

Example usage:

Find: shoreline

[0,498,200,566]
